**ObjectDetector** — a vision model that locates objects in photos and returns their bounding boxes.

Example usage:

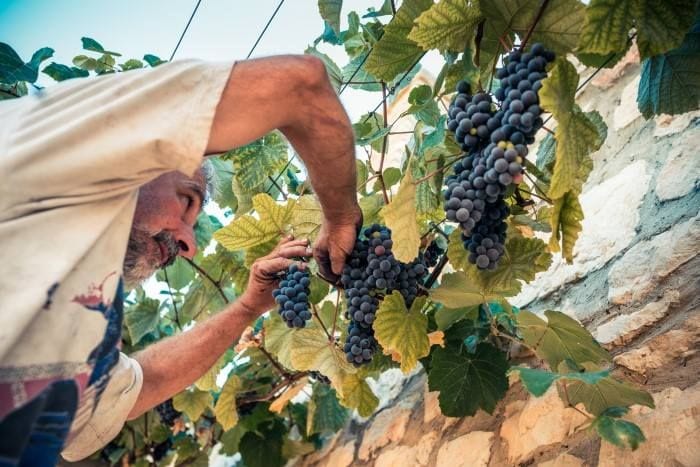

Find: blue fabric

[0,280,124,466]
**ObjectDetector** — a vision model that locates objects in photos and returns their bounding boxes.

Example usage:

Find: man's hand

[314,208,362,283]
[239,236,312,314]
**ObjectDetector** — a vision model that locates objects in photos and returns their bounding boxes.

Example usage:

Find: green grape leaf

[549,189,584,262]
[157,257,194,290]
[0,43,54,85]
[577,0,695,61]
[353,112,391,152]
[214,214,280,251]
[120,59,143,71]
[341,51,382,92]
[364,0,394,18]
[443,56,480,94]
[380,171,420,262]
[227,132,288,190]
[263,314,295,370]
[124,297,161,344]
[516,310,611,369]
[173,388,213,422]
[81,37,121,56]
[253,193,294,231]
[428,343,509,416]
[219,425,246,455]
[41,62,89,82]
[360,193,385,225]
[291,327,356,392]
[511,0,586,54]
[592,414,646,450]
[374,293,430,373]
[338,373,379,417]
[405,84,441,126]
[637,19,700,118]
[306,384,349,435]
[539,59,605,199]
[564,364,654,415]
[365,0,432,81]
[431,271,502,307]
[408,0,483,52]
[464,236,552,297]
[510,366,610,397]
[214,375,242,431]
[290,195,323,241]
[318,0,343,34]
[239,429,284,467]
[143,54,166,67]
[435,305,479,330]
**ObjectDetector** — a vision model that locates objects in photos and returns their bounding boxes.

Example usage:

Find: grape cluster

[444,43,554,269]
[155,399,180,426]
[272,264,312,328]
[339,224,437,366]
[343,322,377,366]
[364,225,401,291]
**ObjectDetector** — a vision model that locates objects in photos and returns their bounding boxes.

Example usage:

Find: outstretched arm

[206,55,361,279]
[127,237,310,419]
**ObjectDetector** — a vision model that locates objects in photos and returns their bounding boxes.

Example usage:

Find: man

[0,55,361,464]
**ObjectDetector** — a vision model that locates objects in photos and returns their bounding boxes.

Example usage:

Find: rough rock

[591,43,640,90]
[599,383,700,467]
[435,431,494,467]
[613,75,642,129]
[318,441,354,467]
[655,131,700,201]
[594,290,679,345]
[515,161,650,316]
[415,432,438,465]
[653,110,700,138]
[614,314,700,374]
[500,387,588,463]
[374,445,417,467]
[537,453,585,467]
[358,406,412,460]
[424,386,441,424]
[608,215,700,305]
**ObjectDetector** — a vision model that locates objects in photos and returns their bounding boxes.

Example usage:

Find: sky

[0,0,441,120]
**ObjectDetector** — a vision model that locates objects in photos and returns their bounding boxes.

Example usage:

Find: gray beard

[123,229,179,289]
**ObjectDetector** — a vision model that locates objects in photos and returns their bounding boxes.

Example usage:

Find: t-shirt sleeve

[61,353,144,462]
[0,59,232,215]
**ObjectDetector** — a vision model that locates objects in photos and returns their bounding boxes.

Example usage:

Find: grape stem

[523,171,552,203]
[259,345,290,379]
[517,187,552,204]
[185,258,230,305]
[163,269,182,331]
[311,303,334,342]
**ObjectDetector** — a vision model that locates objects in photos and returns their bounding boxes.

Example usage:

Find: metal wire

[169,0,203,61]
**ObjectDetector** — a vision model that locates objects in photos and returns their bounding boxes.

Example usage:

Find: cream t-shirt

[0,59,232,460]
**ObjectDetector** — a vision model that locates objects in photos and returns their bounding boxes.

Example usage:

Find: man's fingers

[276,244,313,259]
[330,246,349,276]
[254,257,306,277]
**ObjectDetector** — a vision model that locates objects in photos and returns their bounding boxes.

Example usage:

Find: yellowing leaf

[173,388,213,422]
[338,373,379,417]
[539,59,604,199]
[263,314,295,370]
[195,353,228,392]
[291,327,356,393]
[252,193,293,231]
[428,330,445,347]
[214,375,242,431]
[549,190,584,262]
[409,0,483,52]
[373,292,430,373]
[290,195,323,241]
[510,0,585,54]
[431,271,502,307]
[270,377,309,413]
[214,215,278,251]
[381,171,420,262]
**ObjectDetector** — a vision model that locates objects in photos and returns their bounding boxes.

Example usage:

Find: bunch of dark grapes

[155,399,180,426]
[444,43,555,270]
[343,322,377,366]
[364,224,401,291]
[397,259,427,307]
[341,236,378,328]
[272,264,312,328]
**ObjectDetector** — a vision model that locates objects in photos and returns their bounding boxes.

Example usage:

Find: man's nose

[173,224,197,259]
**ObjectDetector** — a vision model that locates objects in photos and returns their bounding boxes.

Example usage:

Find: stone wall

[300,46,700,467]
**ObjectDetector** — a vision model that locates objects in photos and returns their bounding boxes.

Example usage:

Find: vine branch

[520,0,551,51]
[185,258,229,304]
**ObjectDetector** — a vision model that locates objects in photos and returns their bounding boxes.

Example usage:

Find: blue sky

[0,0,437,119]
